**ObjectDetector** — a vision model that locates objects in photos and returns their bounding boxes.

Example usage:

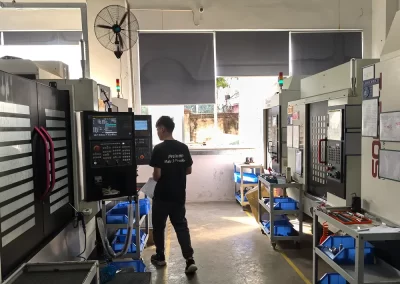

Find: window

[143,77,278,148]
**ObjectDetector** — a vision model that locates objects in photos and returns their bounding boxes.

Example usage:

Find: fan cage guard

[94,5,139,52]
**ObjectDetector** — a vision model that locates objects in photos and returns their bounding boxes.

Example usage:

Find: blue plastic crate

[111,199,151,216]
[262,221,297,237]
[106,214,128,224]
[116,229,147,243]
[264,197,298,210]
[263,215,291,230]
[318,273,346,284]
[319,236,374,265]
[111,237,146,253]
[110,260,146,272]
[234,172,259,184]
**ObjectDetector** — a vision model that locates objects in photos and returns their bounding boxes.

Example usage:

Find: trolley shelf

[257,175,303,249]
[106,215,148,230]
[316,249,400,284]
[258,199,300,215]
[101,197,150,260]
[313,207,400,284]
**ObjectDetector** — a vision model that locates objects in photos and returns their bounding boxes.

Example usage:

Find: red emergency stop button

[93,145,101,152]
[140,155,144,159]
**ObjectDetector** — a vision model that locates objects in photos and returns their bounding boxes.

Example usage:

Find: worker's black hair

[156,116,175,133]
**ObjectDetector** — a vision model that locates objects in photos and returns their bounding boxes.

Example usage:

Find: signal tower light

[278,72,284,89]
[116,79,121,98]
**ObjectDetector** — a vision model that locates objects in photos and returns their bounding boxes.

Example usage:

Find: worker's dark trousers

[152,200,194,259]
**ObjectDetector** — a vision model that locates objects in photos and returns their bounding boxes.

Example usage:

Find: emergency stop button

[140,155,144,159]
[93,145,101,152]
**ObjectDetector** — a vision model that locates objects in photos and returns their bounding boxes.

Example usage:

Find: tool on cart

[328,210,373,225]
[319,222,331,244]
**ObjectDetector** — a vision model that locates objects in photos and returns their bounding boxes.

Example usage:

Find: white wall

[138,149,259,202]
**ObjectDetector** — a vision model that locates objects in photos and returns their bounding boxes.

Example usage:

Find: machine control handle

[318,138,327,164]
[41,127,56,195]
[34,127,50,200]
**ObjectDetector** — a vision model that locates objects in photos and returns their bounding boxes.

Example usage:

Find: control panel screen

[89,115,132,140]
[93,117,118,137]
[135,120,148,131]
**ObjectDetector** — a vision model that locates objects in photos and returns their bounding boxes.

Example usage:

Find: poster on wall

[379,149,400,182]
[287,125,293,148]
[292,111,300,121]
[362,98,378,137]
[362,65,379,99]
[380,112,400,142]
[287,106,293,115]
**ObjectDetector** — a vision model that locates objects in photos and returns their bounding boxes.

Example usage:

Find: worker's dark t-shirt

[150,140,193,203]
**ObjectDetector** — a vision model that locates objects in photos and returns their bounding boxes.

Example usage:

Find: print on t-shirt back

[164,153,186,164]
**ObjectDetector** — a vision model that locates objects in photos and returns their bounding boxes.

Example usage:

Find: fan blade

[96,24,113,29]
[118,33,124,49]
[119,11,128,26]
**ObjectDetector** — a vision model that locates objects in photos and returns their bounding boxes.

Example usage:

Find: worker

[149,116,197,274]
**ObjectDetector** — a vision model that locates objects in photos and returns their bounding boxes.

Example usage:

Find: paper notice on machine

[141,178,157,198]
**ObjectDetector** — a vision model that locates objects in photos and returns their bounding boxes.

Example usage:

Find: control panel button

[140,155,144,159]
[93,145,101,152]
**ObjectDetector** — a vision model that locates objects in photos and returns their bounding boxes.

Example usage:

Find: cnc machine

[0,70,153,278]
[361,11,400,225]
[286,59,378,216]
[263,77,302,173]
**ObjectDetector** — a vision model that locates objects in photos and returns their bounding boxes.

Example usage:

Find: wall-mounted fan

[94,5,139,59]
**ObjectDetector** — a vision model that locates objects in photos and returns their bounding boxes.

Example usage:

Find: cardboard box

[246,185,270,223]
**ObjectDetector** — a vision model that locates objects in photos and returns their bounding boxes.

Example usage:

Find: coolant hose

[97,202,134,258]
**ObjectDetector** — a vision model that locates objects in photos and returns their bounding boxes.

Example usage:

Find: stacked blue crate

[264,197,298,210]
[111,228,147,253]
[318,236,375,265]
[106,199,150,224]
[318,273,346,284]
[261,215,297,236]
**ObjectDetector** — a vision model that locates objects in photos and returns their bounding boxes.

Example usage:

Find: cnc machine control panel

[91,140,133,167]
[82,112,137,201]
[134,115,153,165]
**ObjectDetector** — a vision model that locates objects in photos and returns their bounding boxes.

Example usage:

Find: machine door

[36,83,74,237]
[0,72,44,278]
[307,101,329,198]
[267,106,281,173]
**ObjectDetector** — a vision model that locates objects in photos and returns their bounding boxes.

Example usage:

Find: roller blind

[291,32,362,76]
[216,31,289,76]
[3,31,82,45]
[139,33,215,105]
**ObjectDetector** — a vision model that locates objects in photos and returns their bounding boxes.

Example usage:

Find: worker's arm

[153,167,161,181]
[149,146,162,181]
[185,146,193,176]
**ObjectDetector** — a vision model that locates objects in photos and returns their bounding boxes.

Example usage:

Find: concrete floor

[143,202,331,284]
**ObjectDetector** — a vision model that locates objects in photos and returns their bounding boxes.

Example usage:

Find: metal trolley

[101,195,150,260]
[313,207,400,284]
[2,261,99,284]
[258,176,303,249]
